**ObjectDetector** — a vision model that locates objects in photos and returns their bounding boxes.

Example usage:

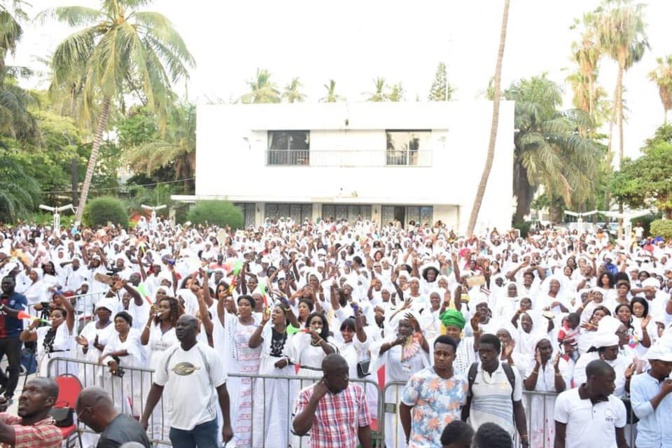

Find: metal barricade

[45,357,171,446]
[40,358,641,448]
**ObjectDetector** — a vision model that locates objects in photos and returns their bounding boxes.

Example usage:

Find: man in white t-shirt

[554,359,628,448]
[140,315,233,447]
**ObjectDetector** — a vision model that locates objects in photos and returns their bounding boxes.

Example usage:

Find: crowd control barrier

[45,358,638,448]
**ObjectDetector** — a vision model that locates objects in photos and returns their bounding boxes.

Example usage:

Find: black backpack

[461,361,516,421]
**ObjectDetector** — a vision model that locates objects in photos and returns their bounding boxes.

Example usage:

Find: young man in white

[140,315,233,447]
[554,359,628,448]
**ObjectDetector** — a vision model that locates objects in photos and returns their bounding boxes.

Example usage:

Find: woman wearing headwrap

[99,311,145,416]
[437,309,477,374]
[537,276,570,315]
[573,316,635,398]
[372,310,429,448]
[493,282,522,322]
[75,297,118,388]
[523,335,568,448]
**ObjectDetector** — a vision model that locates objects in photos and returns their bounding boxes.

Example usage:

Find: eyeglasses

[76,406,90,420]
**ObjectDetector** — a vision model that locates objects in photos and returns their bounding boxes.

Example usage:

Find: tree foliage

[650,219,672,240]
[240,68,280,104]
[186,201,244,229]
[612,124,672,218]
[319,80,344,103]
[506,74,604,222]
[649,55,672,122]
[428,62,454,101]
[83,196,128,227]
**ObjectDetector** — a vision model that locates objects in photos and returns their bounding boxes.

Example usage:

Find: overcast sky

[11,0,672,158]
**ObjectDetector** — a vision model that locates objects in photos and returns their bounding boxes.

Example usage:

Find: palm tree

[649,55,672,123]
[365,77,387,102]
[123,103,196,191]
[507,74,602,223]
[567,14,607,132]
[43,0,195,222]
[467,0,510,236]
[319,79,343,103]
[283,77,305,103]
[593,0,648,168]
[240,68,280,104]
[0,157,41,222]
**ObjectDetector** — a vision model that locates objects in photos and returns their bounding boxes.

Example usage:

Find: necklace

[119,333,128,343]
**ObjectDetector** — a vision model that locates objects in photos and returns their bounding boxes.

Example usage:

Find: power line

[40,177,195,195]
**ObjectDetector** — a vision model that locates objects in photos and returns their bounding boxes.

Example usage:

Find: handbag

[356,360,371,378]
[49,406,74,428]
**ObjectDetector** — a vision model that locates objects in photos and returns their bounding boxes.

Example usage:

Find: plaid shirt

[0,413,62,448]
[295,382,371,448]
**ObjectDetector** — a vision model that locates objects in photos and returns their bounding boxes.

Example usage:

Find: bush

[84,197,129,227]
[186,201,244,229]
[650,219,672,241]
[512,221,531,238]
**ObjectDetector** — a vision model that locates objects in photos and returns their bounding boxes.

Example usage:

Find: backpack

[461,361,516,421]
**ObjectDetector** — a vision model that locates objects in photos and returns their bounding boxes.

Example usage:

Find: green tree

[0,157,41,222]
[593,0,648,168]
[365,77,387,102]
[84,196,128,226]
[507,74,603,223]
[649,55,672,123]
[387,83,405,102]
[187,201,244,229]
[567,14,608,132]
[283,77,305,103]
[122,103,196,192]
[319,79,343,103]
[612,124,672,218]
[240,68,280,104]
[43,0,195,223]
[428,62,454,101]
[467,0,510,236]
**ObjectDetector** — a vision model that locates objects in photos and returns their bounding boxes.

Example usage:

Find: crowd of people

[0,216,671,447]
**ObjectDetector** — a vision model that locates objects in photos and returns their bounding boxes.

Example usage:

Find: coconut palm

[365,77,387,102]
[42,0,195,222]
[123,103,195,191]
[593,0,648,168]
[283,77,305,103]
[387,83,405,102]
[649,55,672,123]
[240,68,280,104]
[507,74,602,223]
[467,0,510,236]
[319,79,343,103]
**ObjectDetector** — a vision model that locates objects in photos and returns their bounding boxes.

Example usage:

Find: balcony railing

[266,149,433,167]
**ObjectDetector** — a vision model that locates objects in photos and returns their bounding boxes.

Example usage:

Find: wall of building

[193,102,514,233]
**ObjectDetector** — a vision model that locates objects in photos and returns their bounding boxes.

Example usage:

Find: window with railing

[386,130,431,166]
[267,131,310,165]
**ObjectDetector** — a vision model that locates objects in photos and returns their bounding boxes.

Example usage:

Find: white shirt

[154,341,227,431]
[554,387,626,448]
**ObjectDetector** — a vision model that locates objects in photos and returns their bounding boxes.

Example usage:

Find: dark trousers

[169,419,219,448]
[0,337,22,398]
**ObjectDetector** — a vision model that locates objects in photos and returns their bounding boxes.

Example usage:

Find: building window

[265,203,312,223]
[322,205,372,223]
[386,130,431,166]
[234,203,256,228]
[381,205,433,227]
[267,131,310,165]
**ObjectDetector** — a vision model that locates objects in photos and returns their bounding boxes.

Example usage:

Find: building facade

[173,101,515,233]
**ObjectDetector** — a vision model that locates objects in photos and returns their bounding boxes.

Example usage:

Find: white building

[173,101,515,233]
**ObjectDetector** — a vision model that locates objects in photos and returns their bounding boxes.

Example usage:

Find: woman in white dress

[75,298,117,388]
[22,269,48,316]
[140,293,182,445]
[523,336,569,448]
[217,294,262,447]
[249,304,293,448]
[99,311,146,417]
[372,311,429,448]
[19,295,76,377]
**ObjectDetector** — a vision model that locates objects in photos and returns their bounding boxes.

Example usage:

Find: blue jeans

[169,418,219,448]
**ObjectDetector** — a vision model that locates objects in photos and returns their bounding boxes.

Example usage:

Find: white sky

[11,0,672,158]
